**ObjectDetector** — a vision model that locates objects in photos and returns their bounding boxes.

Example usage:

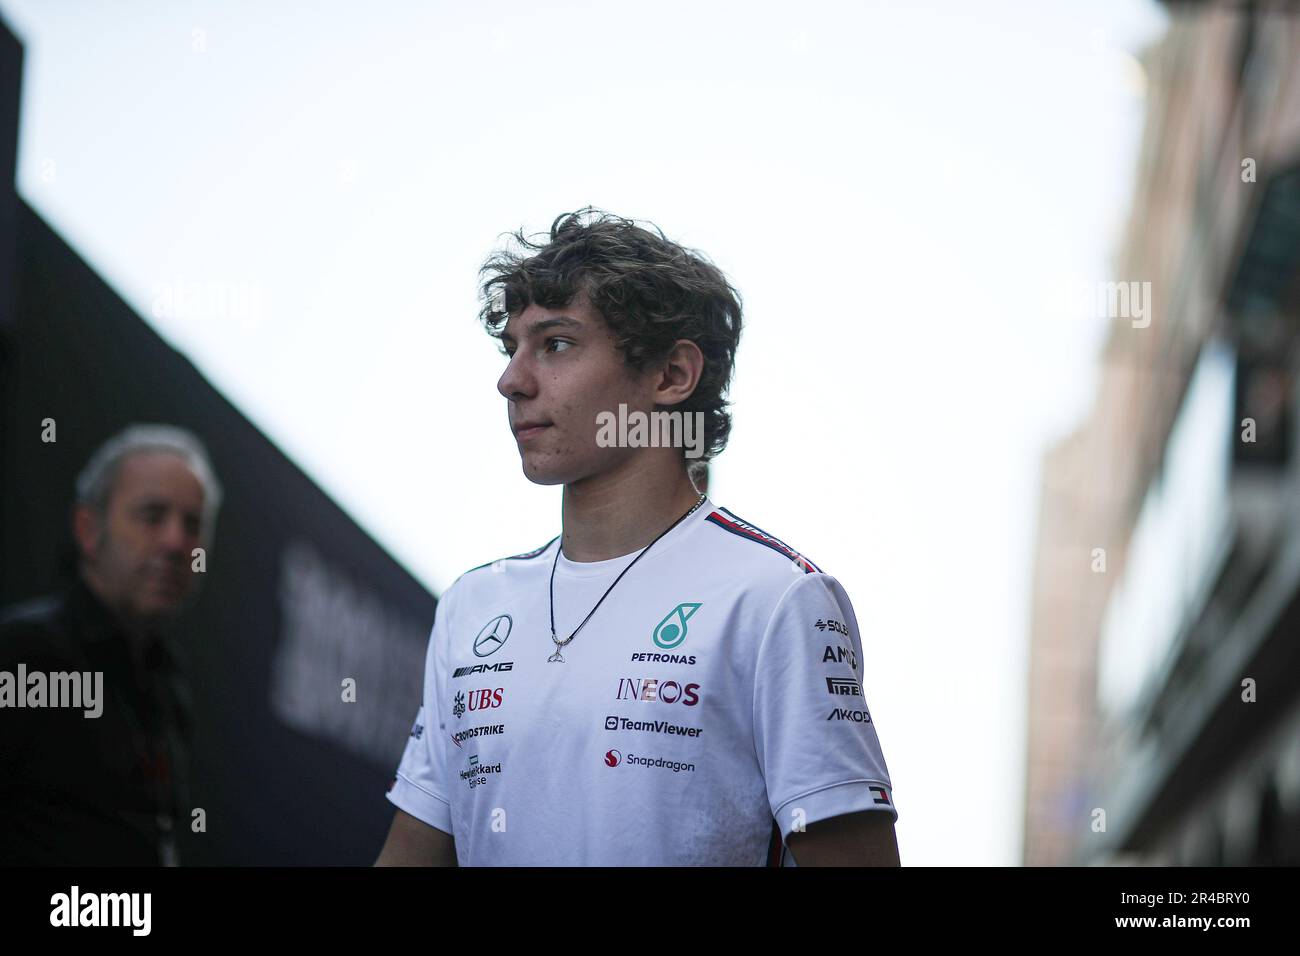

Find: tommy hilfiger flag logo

[870,785,891,806]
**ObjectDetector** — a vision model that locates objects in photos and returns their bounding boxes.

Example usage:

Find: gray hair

[75,424,223,536]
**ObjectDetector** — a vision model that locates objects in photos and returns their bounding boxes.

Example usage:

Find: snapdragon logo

[596,403,705,459]
[50,886,150,936]
[0,665,102,718]
[604,749,696,773]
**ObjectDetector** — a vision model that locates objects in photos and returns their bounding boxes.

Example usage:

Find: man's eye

[499,340,568,357]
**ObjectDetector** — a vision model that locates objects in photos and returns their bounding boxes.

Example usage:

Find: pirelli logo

[825,676,862,696]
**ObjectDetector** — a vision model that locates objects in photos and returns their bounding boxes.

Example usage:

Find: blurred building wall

[1025,0,1300,866]
[0,15,437,864]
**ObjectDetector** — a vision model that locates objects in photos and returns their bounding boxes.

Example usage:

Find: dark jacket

[0,577,193,866]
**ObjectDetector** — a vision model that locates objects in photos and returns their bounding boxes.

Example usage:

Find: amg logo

[826,676,861,696]
[827,707,872,722]
[453,661,514,678]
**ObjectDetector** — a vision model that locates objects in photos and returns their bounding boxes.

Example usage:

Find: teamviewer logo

[604,715,618,730]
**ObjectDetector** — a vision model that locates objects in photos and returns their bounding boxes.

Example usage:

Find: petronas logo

[652,603,702,649]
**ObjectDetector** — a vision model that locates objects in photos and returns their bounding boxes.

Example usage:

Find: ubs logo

[469,687,504,713]
[452,688,504,719]
[474,615,513,657]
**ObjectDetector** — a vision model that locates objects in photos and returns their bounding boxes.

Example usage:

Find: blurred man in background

[0,424,221,865]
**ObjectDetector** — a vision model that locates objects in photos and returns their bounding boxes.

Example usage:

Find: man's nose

[497,350,536,401]
[158,514,191,554]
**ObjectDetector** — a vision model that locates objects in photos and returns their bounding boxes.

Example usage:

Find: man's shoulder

[459,536,559,578]
[0,591,76,666]
[687,504,851,633]
[698,504,827,582]
[440,536,560,607]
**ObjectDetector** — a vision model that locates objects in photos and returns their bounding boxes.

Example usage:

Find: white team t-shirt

[385,497,897,866]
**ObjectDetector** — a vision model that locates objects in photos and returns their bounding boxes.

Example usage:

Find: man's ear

[654,339,705,406]
[73,504,103,565]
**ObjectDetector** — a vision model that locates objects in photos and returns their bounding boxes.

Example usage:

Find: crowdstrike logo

[451,723,506,748]
[616,677,700,706]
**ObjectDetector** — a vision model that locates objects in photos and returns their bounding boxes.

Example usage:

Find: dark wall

[0,16,436,864]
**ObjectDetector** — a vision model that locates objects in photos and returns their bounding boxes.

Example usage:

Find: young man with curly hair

[376,208,899,866]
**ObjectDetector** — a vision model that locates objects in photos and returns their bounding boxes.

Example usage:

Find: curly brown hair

[477,207,743,474]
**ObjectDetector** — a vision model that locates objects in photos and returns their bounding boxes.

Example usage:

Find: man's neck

[560,455,705,563]
[79,569,157,661]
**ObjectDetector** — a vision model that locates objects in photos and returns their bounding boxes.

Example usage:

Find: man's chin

[520,455,576,486]
[520,466,569,486]
[132,591,194,623]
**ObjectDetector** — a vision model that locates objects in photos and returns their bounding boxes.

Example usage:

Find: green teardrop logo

[653,603,702,649]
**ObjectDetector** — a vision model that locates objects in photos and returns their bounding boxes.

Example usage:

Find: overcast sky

[3,0,1168,865]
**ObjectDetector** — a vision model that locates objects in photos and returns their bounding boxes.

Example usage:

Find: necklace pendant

[547,648,565,663]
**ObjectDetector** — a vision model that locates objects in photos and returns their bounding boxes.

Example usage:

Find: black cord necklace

[547,493,707,663]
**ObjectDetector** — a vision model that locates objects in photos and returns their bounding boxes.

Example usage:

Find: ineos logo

[474,614,513,657]
[615,677,701,706]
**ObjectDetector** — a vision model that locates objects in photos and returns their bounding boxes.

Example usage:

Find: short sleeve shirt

[385,498,896,865]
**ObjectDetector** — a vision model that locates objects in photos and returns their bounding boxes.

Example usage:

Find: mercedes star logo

[473,614,513,657]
